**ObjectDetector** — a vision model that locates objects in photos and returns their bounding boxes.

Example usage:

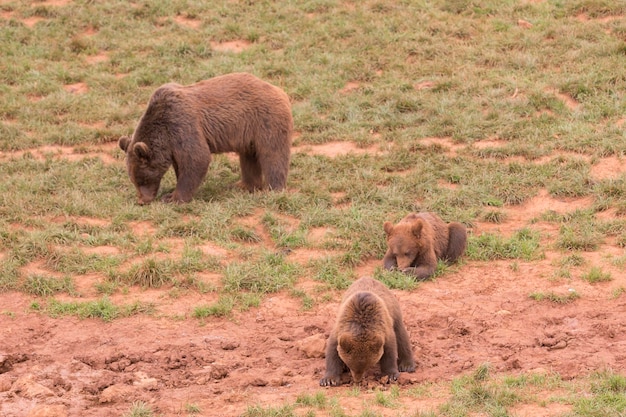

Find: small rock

[295,334,326,359]
[133,371,158,390]
[11,375,55,399]
[248,378,268,387]
[220,340,240,350]
[99,384,135,403]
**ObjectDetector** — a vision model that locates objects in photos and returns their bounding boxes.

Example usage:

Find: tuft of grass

[241,404,296,417]
[581,266,612,283]
[122,401,155,417]
[441,363,520,416]
[556,224,603,251]
[43,297,154,321]
[22,274,75,297]
[530,290,580,304]
[295,391,328,409]
[310,257,353,290]
[193,295,235,318]
[374,268,420,290]
[466,228,543,261]
[184,403,201,414]
[222,252,301,293]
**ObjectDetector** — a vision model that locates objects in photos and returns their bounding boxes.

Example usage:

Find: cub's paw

[319,375,342,387]
[398,361,416,373]
[161,192,187,204]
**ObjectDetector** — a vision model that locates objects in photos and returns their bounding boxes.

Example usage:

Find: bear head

[119,135,165,205]
[337,333,384,383]
[383,219,425,270]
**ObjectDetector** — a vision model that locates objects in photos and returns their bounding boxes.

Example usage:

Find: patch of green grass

[558,253,587,267]
[223,252,301,293]
[122,401,155,417]
[43,297,154,322]
[22,274,75,297]
[241,404,296,417]
[573,370,626,416]
[556,223,603,251]
[530,290,580,304]
[184,403,201,414]
[310,257,354,290]
[375,387,400,408]
[374,268,420,290]
[440,364,520,417]
[295,391,328,409]
[466,228,543,261]
[193,295,235,318]
[581,266,612,283]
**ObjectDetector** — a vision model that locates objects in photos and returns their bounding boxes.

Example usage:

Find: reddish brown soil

[1,142,625,416]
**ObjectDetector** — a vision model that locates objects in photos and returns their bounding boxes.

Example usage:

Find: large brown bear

[383,212,467,280]
[118,73,293,204]
[320,277,415,386]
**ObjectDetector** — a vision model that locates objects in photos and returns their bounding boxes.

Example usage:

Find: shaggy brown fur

[118,72,293,204]
[320,277,415,386]
[383,212,467,280]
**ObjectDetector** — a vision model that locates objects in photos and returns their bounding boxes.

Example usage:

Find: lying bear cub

[383,212,467,280]
[320,277,416,386]
[119,72,293,204]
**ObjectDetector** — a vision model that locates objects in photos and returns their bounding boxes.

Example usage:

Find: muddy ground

[1,142,626,416]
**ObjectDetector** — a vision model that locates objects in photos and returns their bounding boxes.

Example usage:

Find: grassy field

[1,0,626,416]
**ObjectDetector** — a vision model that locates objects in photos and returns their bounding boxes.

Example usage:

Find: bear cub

[320,277,416,386]
[383,212,467,280]
[119,72,293,204]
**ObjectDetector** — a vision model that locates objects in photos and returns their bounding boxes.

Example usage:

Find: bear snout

[136,186,158,205]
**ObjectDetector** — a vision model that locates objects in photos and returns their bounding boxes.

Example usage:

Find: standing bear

[118,72,293,204]
[320,277,416,386]
[383,212,467,280]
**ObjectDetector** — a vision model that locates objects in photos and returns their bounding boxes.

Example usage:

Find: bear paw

[319,375,342,387]
[398,362,416,373]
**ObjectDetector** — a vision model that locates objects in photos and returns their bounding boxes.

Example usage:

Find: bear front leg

[379,338,400,382]
[401,265,436,280]
[163,149,211,203]
[402,250,437,280]
[383,249,398,271]
[320,334,344,387]
[394,321,416,373]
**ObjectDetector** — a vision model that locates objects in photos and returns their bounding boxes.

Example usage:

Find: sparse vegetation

[1,0,626,415]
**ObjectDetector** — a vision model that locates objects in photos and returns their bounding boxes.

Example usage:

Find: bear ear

[367,336,384,353]
[411,219,424,239]
[132,142,151,161]
[338,334,354,354]
[118,136,131,152]
[383,221,394,236]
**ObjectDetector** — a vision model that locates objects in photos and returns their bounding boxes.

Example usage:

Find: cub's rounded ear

[383,221,394,236]
[411,219,424,238]
[118,136,131,152]
[132,142,151,160]
[338,334,354,354]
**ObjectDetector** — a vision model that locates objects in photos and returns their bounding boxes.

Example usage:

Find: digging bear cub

[383,212,467,280]
[119,72,293,204]
[320,277,416,386]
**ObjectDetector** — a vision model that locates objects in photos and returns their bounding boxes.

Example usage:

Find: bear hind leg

[257,146,289,191]
[239,152,264,192]
[445,222,467,263]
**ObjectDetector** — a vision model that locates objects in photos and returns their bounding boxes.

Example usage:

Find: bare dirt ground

[1,140,626,417]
